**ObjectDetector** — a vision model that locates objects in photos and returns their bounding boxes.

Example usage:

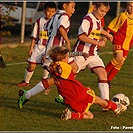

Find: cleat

[18,90,28,109]
[44,88,51,95]
[55,94,65,105]
[61,108,71,120]
[18,81,29,87]
[114,103,122,115]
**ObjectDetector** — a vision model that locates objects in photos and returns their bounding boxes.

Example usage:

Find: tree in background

[0,2,17,36]
[0,2,17,68]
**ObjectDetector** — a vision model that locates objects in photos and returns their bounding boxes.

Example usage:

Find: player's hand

[97,40,106,47]
[107,34,113,42]
[28,48,34,56]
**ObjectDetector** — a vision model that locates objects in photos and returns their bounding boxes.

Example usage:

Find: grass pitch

[0,40,133,131]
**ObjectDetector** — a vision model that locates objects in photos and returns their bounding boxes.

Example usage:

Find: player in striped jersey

[18,2,56,87]
[43,2,76,58]
[105,2,133,87]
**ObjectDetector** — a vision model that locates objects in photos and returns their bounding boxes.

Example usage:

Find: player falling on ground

[105,2,133,87]
[18,2,57,87]
[18,46,122,120]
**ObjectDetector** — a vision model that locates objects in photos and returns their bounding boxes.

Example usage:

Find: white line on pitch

[6,62,28,66]
[5,49,133,66]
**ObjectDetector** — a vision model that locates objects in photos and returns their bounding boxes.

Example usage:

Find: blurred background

[0,2,127,43]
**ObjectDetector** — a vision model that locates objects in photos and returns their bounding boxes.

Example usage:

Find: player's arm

[29,20,38,56]
[58,26,71,51]
[101,28,113,42]
[29,38,36,56]
[78,18,105,47]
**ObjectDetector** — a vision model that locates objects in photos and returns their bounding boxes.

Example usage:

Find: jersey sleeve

[78,19,90,36]
[31,21,38,39]
[58,15,69,30]
[108,12,126,33]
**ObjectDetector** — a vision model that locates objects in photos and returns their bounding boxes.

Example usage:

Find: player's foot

[18,81,29,87]
[114,103,122,115]
[55,94,65,105]
[61,108,71,120]
[44,88,51,95]
[18,90,28,109]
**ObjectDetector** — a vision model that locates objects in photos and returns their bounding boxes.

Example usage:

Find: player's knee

[27,64,36,71]
[97,69,108,80]
[111,58,119,66]
[42,79,50,89]
[88,113,94,119]
[85,111,94,119]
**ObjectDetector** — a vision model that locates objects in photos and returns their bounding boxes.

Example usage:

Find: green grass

[0,41,133,131]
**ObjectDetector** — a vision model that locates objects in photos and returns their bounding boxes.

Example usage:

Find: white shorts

[27,44,46,64]
[69,55,105,73]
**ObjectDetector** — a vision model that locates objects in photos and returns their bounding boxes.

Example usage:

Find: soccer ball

[111,93,130,111]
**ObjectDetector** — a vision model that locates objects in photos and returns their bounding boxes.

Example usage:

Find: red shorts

[113,44,129,59]
[68,88,96,113]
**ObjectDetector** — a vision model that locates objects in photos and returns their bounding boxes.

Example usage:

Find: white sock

[98,83,109,100]
[24,69,34,83]
[25,81,45,99]
[42,69,49,79]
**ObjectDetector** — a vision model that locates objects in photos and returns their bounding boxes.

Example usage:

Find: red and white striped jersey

[73,13,102,56]
[31,17,47,45]
[44,10,71,55]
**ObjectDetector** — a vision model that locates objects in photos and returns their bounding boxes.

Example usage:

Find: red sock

[71,112,84,120]
[105,100,117,111]
[108,67,119,81]
[105,61,115,73]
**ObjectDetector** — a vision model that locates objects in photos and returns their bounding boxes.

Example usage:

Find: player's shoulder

[118,10,127,18]
[58,10,69,19]
[82,13,92,21]
[36,17,46,22]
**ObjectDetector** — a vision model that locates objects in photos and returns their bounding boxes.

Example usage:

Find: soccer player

[70,2,112,101]
[105,2,133,87]
[18,46,122,120]
[17,2,57,87]
[40,2,76,94]
[41,1,76,69]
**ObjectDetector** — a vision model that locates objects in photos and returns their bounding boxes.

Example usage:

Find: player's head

[47,46,69,62]
[58,2,76,17]
[126,2,133,15]
[43,2,57,20]
[92,2,110,20]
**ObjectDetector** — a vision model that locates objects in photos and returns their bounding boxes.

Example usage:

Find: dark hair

[48,46,69,62]
[44,2,57,10]
[58,2,69,10]
[95,2,110,8]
